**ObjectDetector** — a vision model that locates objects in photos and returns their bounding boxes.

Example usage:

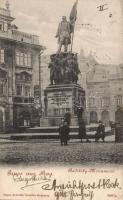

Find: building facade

[86,66,123,126]
[0,2,44,132]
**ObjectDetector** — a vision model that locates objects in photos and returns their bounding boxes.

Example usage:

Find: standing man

[79,120,90,143]
[95,121,105,142]
[59,119,70,146]
[59,118,64,146]
[55,16,71,53]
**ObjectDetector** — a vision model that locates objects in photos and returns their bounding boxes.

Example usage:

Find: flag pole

[70,0,78,53]
[70,22,75,53]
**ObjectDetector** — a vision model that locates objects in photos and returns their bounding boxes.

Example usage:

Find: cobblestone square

[0,137,123,167]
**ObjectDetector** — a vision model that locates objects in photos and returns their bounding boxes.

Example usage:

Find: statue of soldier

[53,57,62,84]
[58,53,67,82]
[73,54,80,83]
[67,53,74,83]
[64,65,71,84]
[48,56,56,85]
[55,16,71,53]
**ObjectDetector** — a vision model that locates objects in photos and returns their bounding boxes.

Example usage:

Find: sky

[0,0,123,64]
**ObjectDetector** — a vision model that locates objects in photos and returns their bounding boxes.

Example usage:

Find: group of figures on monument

[48,52,80,85]
[48,12,81,85]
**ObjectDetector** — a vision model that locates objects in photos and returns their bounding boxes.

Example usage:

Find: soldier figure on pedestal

[41,1,86,130]
[55,16,71,53]
[48,55,55,85]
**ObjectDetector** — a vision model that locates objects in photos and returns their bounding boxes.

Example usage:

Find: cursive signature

[41,178,121,191]
[41,178,121,200]
[10,175,122,200]
[9,171,52,190]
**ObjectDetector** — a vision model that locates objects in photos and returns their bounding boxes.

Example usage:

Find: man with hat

[95,120,105,142]
[55,16,71,53]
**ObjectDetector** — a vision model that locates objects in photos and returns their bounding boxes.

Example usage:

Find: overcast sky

[0,0,123,64]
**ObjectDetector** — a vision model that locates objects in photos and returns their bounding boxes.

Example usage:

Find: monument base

[40,84,85,127]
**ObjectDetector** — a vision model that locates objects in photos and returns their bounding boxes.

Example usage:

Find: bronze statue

[55,16,71,53]
[48,56,56,85]
[48,53,80,85]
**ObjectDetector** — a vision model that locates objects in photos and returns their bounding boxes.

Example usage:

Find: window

[4,23,8,31]
[20,53,24,66]
[103,97,110,106]
[24,54,28,66]
[100,99,103,107]
[16,51,31,67]
[27,54,31,67]
[89,98,95,107]
[66,108,70,112]
[16,85,22,96]
[16,74,20,80]
[16,52,20,65]
[25,86,31,97]
[0,49,4,63]
[0,83,4,95]
[54,108,59,116]
[16,52,24,66]
[115,95,123,106]
[0,23,3,31]
[0,22,7,31]
[34,85,39,97]
[24,54,31,67]
[0,82,7,95]
[27,75,31,81]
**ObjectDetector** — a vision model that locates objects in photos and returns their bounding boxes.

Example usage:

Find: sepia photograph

[0,0,123,199]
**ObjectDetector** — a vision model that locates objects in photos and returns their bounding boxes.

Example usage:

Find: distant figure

[109,121,116,135]
[76,107,84,124]
[64,112,71,126]
[59,118,64,145]
[79,120,90,143]
[59,120,70,146]
[95,121,105,142]
[55,16,71,53]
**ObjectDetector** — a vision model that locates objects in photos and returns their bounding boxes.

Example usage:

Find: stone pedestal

[40,84,86,127]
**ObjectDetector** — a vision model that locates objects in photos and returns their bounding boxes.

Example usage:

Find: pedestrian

[64,112,71,126]
[95,120,105,142]
[78,120,90,143]
[59,118,64,146]
[109,121,116,135]
[59,121,70,146]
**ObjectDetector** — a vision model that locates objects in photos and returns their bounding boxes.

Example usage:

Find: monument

[40,0,86,127]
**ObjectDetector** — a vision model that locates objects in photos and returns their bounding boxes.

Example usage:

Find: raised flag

[69,0,78,33]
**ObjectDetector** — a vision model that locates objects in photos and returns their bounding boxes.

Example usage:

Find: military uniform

[56,17,71,53]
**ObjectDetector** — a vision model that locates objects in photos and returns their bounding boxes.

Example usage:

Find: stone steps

[6,130,112,141]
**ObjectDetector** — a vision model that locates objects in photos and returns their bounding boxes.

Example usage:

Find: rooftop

[0,29,40,45]
[0,2,41,46]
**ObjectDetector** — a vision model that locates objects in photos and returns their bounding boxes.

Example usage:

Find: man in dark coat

[59,118,64,145]
[64,112,71,126]
[59,121,70,146]
[95,120,105,142]
[79,120,90,143]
